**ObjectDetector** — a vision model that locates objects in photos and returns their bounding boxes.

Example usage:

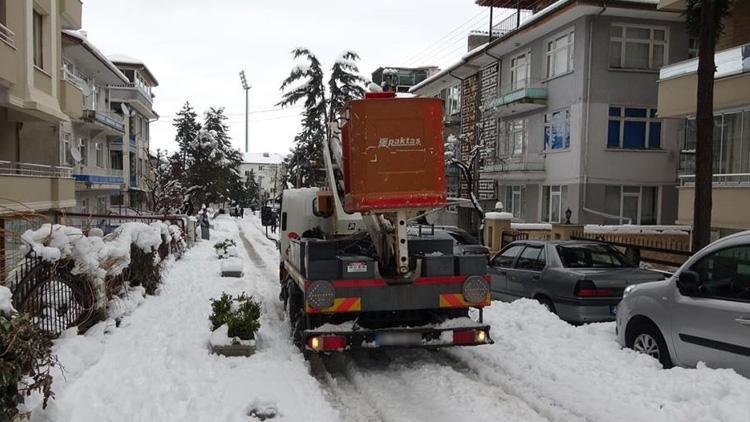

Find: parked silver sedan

[489,240,668,323]
[617,232,750,376]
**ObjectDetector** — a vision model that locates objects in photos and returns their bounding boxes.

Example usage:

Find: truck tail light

[308,335,347,351]
[574,280,615,297]
[452,329,488,345]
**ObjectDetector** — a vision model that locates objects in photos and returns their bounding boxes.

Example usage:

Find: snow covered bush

[213,239,238,259]
[0,289,57,420]
[209,292,261,343]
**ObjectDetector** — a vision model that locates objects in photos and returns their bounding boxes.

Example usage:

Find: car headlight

[307,280,335,309]
[623,284,637,299]
[462,275,489,304]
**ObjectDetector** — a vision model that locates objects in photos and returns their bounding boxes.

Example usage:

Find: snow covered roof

[62,30,130,85]
[242,152,285,165]
[109,54,159,87]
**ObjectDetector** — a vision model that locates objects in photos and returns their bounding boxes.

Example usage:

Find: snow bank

[451,300,750,422]
[584,224,691,235]
[485,211,513,220]
[511,223,552,231]
[0,285,14,316]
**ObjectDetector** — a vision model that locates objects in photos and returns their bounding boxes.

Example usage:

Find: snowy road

[30,215,750,422]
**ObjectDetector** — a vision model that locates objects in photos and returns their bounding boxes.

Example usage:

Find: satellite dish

[120,103,130,115]
[69,144,82,163]
[80,84,91,97]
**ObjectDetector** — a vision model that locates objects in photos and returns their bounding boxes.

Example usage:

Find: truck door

[488,244,525,301]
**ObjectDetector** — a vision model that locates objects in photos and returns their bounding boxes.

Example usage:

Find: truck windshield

[556,244,634,268]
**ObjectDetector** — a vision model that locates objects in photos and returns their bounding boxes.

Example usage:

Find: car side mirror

[677,270,701,296]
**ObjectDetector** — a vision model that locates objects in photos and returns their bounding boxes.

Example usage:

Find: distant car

[617,232,750,375]
[488,240,667,323]
[408,225,490,257]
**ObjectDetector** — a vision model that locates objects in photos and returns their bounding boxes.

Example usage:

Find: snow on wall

[584,225,691,235]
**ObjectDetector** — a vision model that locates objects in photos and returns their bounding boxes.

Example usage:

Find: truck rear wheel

[287,281,305,348]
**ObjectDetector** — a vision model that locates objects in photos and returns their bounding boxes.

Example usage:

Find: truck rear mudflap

[303,319,492,352]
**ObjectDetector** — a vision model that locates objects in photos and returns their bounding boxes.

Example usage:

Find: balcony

[110,84,157,119]
[110,135,137,151]
[677,174,750,230]
[0,161,76,214]
[59,79,83,119]
[658,43,750,118]
[483,86,547,117]
[60,0,83,30]
[73,169,124,188]
[481,157,545,181]
[82,110,125,134]
[0,23,16,87]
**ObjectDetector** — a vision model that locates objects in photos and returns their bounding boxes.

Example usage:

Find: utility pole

[239,70,252,153]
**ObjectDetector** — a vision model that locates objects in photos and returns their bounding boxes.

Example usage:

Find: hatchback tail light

[574,280,615,297]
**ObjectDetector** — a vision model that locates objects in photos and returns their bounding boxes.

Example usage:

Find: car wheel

[627,320,673,368]
[536,295,556,314]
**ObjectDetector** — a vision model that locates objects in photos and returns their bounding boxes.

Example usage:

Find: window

[505,185,523,219]
[498,118,527,157]
[542,185,568,223]
[110,151,123,170]
[0,0,6,26]
[96,196,107,214]
[687,37,698,59]
[609,24,667,70]
[544,109,571,150]
[110,194,124,206]
[33,10,43,68]
[510,52,530,90]
[516,246,546,271]
[493,244,525,268]
[446,85,461,116]
[78,139,88,166]
[96,142,104,167]
[682,111,750,175]
[63,134,73,165]
[557,244,632,268]
[604,185,658,224]
[608,106,661,149]
[546,29,574,78]
[689,246,750,301]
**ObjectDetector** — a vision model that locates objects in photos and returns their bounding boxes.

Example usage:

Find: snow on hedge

[0,285,14,316]
[20,222,183,308]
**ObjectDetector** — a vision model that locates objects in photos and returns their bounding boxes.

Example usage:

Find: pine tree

[173,101,201,157]
[328,50,365,121]
[277,48,328,188]
[243,169,260,207]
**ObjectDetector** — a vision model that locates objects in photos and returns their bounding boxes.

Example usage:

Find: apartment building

[108,54,159,211]
[240,152,285,201]
[371,66,440,92]
[0,0,81,215]
[61,30,130,214]
[412,0,688,230]
[656,0,750,237]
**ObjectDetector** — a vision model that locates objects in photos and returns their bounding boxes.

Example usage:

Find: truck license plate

[347,262,367,273]
[375,332,422,346]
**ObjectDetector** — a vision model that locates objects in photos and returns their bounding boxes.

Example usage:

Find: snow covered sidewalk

[31,215,339,422]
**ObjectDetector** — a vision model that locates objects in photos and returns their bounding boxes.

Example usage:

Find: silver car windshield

[556,244,634,268]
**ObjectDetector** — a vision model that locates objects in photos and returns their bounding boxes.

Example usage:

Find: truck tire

[287,281,305,348]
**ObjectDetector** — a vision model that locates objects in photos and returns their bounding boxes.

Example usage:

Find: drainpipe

[581,2,609,224]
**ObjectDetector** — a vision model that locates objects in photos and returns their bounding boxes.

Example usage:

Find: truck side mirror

[677,270,701,296]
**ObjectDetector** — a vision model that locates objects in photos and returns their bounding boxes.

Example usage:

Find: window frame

[604,185,659,225]
[686,245,750,303]
[510,51,531,91]
[607,106,662,150]
[95,142,104,168]
[543,185,566,224]
[544,108,571,151]
[515,245,547,272]
[545,28,575,79]
[498,118,528,158]
[446,84,461,116]
[609,23,669,71]
[492,244,525,268]
[32,10,44,69]
[78,138,88,166]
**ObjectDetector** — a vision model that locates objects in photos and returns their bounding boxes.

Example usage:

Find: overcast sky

[82,1,501,157]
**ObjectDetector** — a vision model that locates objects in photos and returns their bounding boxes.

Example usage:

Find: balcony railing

[482,158,545,173]
[679,173,750,186]
[111,83,153,105]
[0,23,14,47]
[82,110,126,133]
[0,161,73,178]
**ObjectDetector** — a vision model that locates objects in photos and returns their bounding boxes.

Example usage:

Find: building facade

[412,0,688,230]
[656,0,750,238]
[0,0,80,215]
[240,152,285,202]
[108,54,159,212]
[61,30,131,214]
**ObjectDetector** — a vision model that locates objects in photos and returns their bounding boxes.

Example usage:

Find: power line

[402,10,488,66]
[159,105,303,120]
[405,16,490,68]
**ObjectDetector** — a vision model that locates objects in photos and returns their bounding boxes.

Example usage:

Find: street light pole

[239,70,252,153]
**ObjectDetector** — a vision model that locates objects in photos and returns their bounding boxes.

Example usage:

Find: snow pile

[485,211,514,220]
[452,299,750,422]
[584,224,691,235]
[209,323,255,347]
[0,285,15,316]
[511,223,552,231]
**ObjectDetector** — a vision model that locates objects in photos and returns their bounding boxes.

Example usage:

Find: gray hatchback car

[489,240,667,323]
[617,231,750,376]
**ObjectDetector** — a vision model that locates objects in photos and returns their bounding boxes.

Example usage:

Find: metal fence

[501,231,529,248]
[570,232,693,269]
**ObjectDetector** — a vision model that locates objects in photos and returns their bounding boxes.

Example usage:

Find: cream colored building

[0,0,81,215]
[240,152,285,201]
[656,0,750,237]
